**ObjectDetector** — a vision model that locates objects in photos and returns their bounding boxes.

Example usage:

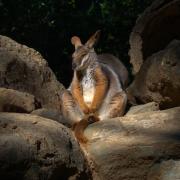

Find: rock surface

[148,160,180,180]
[0,88,40,113]
[126,102,159,115]
[129,0,180,74]
[83,107,180,180]
[31,108,71,127]
[0,35,64,111]
[0,113,91,180]
[127,40,180,109]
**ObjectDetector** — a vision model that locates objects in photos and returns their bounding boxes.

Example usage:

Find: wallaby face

[71,30,101,71]
[71,45,91,71]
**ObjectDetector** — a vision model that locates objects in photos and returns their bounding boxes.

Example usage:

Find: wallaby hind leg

[99,91,127,120]
[61,90,83,125]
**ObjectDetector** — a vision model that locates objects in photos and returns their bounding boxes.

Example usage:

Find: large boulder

[126,102,159,116]
[127,40,180,109]
[0,35,64,111]
[83,107,180,180]
[0,113,91,180]
[148,160,180,180]
[31,108,71,127]
[129,0,180,74]
[0,88,40,113]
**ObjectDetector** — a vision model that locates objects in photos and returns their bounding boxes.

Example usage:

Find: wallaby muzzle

[72,62,77,70]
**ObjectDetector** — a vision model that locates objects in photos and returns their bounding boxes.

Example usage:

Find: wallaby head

[71,30,101,71]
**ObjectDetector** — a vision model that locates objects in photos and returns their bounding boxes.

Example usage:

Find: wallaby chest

[81,68,95,106]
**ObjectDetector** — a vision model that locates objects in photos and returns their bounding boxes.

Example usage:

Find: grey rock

[0,113,91,180]
[83,107,180,180]
[148,160,180,180]
[127,40,180,109]
[0,35,64,111]
[0,87,40,113]
[126,102,159,115]
[129,0,180,74]
[31,108,71,127]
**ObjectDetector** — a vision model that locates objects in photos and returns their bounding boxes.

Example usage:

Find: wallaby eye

[81,54,86,59]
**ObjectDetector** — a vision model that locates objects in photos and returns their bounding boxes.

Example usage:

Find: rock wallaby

[61,30,128,143]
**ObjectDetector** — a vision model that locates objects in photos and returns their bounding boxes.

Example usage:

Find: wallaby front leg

[90,67,108,113]
[71,72,90,114]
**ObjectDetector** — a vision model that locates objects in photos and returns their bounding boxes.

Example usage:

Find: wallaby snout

[72,62,77,70]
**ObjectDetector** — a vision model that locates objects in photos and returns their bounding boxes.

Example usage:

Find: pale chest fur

[81,68,95,106]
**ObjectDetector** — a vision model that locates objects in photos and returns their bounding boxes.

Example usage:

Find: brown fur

[61,30,127,144]
[89,66,108,113]
[108,92,127,118]
[71,71,90,114]
[73,114,100,143]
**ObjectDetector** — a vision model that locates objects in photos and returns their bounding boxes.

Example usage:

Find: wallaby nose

[72,62,77,70]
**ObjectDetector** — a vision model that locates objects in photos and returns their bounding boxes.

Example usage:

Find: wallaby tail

[73,115,100,143]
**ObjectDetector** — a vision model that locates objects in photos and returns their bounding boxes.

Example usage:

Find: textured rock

[31,108,71,127]
[83,107,180,180]
[148,160,180,180]
[127,40,180,109]
[126,102,159,115]
[0,88,40,113]
[129,0,180,74]
[0,113,91,180]
[0,35,64,111]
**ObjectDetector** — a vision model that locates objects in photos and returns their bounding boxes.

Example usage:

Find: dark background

[0,0,153,87]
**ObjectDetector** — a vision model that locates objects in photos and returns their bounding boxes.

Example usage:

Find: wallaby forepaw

[87,114,100,124]
[78,136,88,144]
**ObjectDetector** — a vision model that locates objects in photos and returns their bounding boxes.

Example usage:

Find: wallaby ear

[71,36,82,49]
[85,30,101,49]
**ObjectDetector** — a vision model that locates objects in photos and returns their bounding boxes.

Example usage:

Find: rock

[147,160,180,180]
[0,87,40,113]
[83,107,180,180]
[31,108,71,127]
[0,35,64,111]
[129,0,180,74]
[126,102,159,115]
[127,40,180,109]
[0,113,91,180]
